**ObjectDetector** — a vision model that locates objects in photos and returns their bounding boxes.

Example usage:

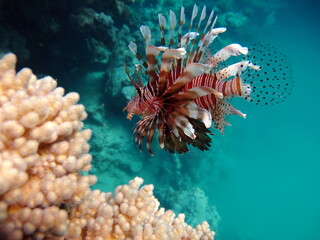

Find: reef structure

[0,53,214,240]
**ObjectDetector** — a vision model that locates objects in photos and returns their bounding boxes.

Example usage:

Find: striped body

[166,68,243,110]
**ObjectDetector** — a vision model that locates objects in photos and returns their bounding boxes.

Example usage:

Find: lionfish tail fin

[240,42,294,106]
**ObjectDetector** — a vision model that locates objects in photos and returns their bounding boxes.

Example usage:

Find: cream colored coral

[68,177,214,240]
[0,53,215,240]
[0,53,97,239]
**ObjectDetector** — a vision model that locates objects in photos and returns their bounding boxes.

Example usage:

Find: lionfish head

[123,4,293,155]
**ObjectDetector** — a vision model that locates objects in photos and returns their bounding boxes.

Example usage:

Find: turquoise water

[204,1,320,239]
[90,0,320,239]
[1,0,319,239]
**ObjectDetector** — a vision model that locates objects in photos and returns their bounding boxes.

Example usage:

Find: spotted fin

[241,43,294,105]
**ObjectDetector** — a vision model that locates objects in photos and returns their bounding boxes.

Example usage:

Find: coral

[0,52,96,239]
[104,65,132,107]
[71,8,114,29]
[159,186,220,231]
[0,53,214,240]
[70,8,116,64]
[89,123,143,174]
[219,11,248,28]
[68,177,214,240]
[152,154,220,230]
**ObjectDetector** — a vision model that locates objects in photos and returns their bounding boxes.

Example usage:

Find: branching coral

[0,53,214,240]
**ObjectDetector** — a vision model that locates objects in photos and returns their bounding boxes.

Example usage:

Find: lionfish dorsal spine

[140,25,151,45]
[134,66,144,87]
[128,41,137,55]
[182,4,198,66]
[184,4,198,49]
[128,41,148,69]
[158,13,166,45]
[188,5,207,64]
[193,8,214,63]
[169,10,177,48]
[145,45,166,86]
[196,27,226,63]
[123,64,141,97]
[202,9,214,38]
[157,48,186,97]
[178,7,185,47]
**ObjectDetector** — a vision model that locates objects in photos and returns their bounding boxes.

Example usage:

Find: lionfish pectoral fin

[146,121,157,156]
[200,110,212,128]
[133,117,153,154]
[173,102,212,129]
[164,131,175,153]
[170,132,189,154]
[188,118,213,151]
[158,122,165,149]
[123,64,142,96]
[187,104,212,128]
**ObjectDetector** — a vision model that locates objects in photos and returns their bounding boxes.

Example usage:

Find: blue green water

[92,0,320,239]
[1,0,319,239]
[204,1,320,239]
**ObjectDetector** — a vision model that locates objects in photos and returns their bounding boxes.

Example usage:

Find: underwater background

[0,0,319,239]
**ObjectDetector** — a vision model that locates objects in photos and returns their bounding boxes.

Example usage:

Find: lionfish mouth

[123,4,294,155]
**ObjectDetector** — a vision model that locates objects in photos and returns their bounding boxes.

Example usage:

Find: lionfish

[123,4,293,155]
